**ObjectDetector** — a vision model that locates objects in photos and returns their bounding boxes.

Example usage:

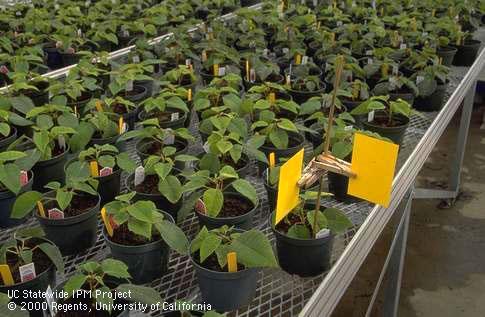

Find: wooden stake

[323,55,344,155]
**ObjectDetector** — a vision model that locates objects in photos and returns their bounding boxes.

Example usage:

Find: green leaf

[11,191,43,219]
[216,140,233,154]
[37,242,64,273]
[101,258,131,279]
[203,188,224,217]
[158,175,182,203]
[64,274,87,297]
[128,218,152,239]
[0,163,21,194]
[98,155,116,168]
[219,165,238,179]
[324,208,353,234]
[153,162,173,181]
[287,224,312,239]
[116,152,136,172]
[306,210,328,233]
[276,119,298,132]
[127,201,155,223]
[157,219,189,255]
[200,233,222,263]
[231,179,258,206]
[0,122,10,137]
[231,230,278,268]
[0,151,26,161]
[269,129,288,149]
[199,152,220,174]
[56,190,73,211]
[116,284,162,306]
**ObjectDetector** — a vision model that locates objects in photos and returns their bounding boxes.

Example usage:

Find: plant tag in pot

[85,0,91,7]
[119,117,127,134]
[66,47,75,54]
[19,263,36,283]
[337,21,343,27]
[111,0,116,3]
[371,0,376,9]
[187,88,192,101]
[263,48,269,57]
[316,228,330,239]
[171,112,179,121]
[368,110,375,123]
[195,198,206,214]
[302,56,309,65]
[367,58,373,65]
[54,3,60,10]
[366,50,373,56]
[58,135,66,151]
[218,67,226,76]
[344,125,353,132]
[126,80,133,92]
[16,11,21,16]
[48,208,65,219]
[0,264,14,285]
[55,41,63,49]
[282,47,289,55]
[416,76,424,85]
[285,75,291,86]
[164,129,175,145]
[100,167,113,177]
[202,141,210,153]
[132,55,140,63]
[400,43,407,50]
[91,22,96,28]
[134,166,145,186]
[101,207,114,236]
[250,69,256,82]
[46,285,57,316]
[20,170,29,186]
[123,30,130,37]
[392,65,398,76]
[201,50,207,62]
[185,59,191,66]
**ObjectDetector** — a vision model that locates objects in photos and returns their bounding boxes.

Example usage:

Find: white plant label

[77,29,82,37]
[134,166,145,186]
[316,228,331,239]
[392,65,399,76]
[422,32,429,37]
[58,135,66,150]
[263,49,269,57]
[368,58,373,65]
[99,167,113,177]
[366,50,373,56]
[416,76,424,85]
[111,0,116,4]
[371,0,376,9]
[85,0,91,7]
[344,125,353,132]
[123,30,130,37]
[132,55,140,63]
[337,21,343,27]
[19,263,36,283]
[313,0,318,6]
[282,47,289,55]
[164,129,175,145]
[302,56,309,65]
[400,43,407,50]
[171,112,179,121]
[126,80,133,92]
[48,208,64,219]
[54,4,59,10]
[368,110,375,123]
[20,170,29,186]
[185,59,191,66]
[16,11,21,16]
[218,67,226,76]
[249,69,256,82]
[203,141,210,153]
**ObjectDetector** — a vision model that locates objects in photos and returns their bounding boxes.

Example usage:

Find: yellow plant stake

[118,117,124,135]
[90,161,99,177]
[295,54,302,65]
[245,60,250,82]
[213,64,219,77]
[432,9,436,17]
[95,100,103,112]
[0,265,14,286]
[101,207,114,237]
[187,88,193,101]
[227,252,238,273]
[268,92,276,104]
[37,201,46,218]
[269,152,275,168]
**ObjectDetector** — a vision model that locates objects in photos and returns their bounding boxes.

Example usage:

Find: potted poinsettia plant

[189,225,278,311]
[66,144,136,204]
[180,165,258,229]
[102,192,189,283]
[12,161,100,255]
[51,259,162,316]
[138,91,190,129]
[0,229,64,316]
[246,82,300,120]
[372,73,419,106]
[412,63,450,111]
[86,96,139,130]
[350,95,414,145]
[270,192,352,276]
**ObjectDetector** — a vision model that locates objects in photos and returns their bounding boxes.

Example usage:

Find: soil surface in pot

[118,86,145,99]
[194,252,245,273]
[142,142,185,156]
[110,223,161,246]
[147,110,184,123]
[43,194,98,218]
[371,115,407,128]
[275,213,312,236]
[210,196,252,218]
[0,240,51,284]
[134,174,160,194]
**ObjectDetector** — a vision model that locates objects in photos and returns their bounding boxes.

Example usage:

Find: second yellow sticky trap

[348,133,399,207]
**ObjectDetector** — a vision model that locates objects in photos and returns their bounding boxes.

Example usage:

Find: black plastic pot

[195,152,251,179]
[190,240,259,312]
[24,81,49,107]
[126,174,182,221]
[32,148,69,191]
[89,133,126,152]
[288,83,327,104]
[0,170,33,228]
[437,46,458,67]
[136,138,188,169]
[414,80,449,112]
[134,79,154,97]
[42,43,63,70]
[103,210,174,284]
[270,211,334,277]
[0,126,17,151]
[389,92,415,106]
[0,239,56,317]
[66,91,93,115]
[195,192,257,230]
[258,133,305,174]
[452,40,481,67]
[328,171,361,204]
[36,192,100,256]
[60,51,81,67]
[362,114,410,146]
[342,99,363,112]
[119,84,148,104]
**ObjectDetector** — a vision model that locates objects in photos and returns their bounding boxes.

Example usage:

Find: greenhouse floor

[331,104,485,317]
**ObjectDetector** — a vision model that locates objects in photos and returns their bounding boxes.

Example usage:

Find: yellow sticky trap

[118,117,124,135]
[245,60,250,81]
[295,54,302,65]
[348,133,399,207]
[275,149,304,225]
[101,207,114,237]
[95,100,103,112]
[187,88,193,101]
[0,265,14,286]
[37,201,46,218]
[268,92,276,104]
[90,161,99,177]
[269,152,275,168]
[227,252,237,273]
[213,64,219,77]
